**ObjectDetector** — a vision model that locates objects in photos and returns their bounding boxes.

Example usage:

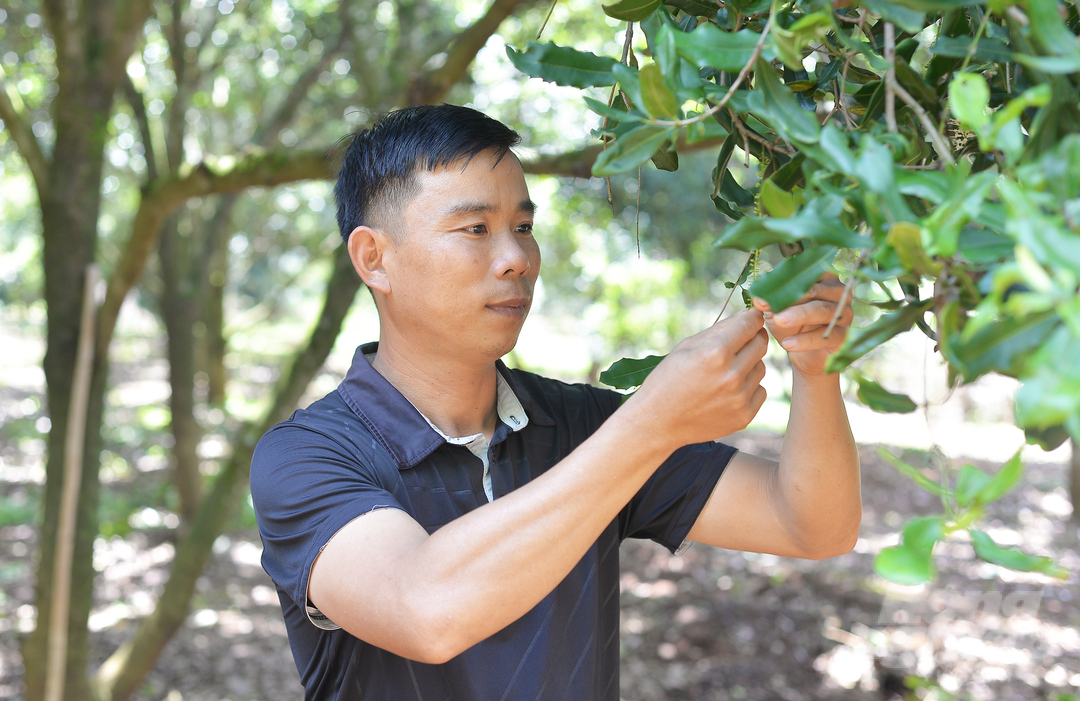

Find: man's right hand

[628,308,769,449]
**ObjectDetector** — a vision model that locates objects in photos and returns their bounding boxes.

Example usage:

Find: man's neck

[370,339,500,441]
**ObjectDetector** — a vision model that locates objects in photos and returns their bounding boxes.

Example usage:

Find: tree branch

[891,80,956,166]
[0,79,49,192]
[883,22,897,133]
[520,145,605,178]
[406,0,534,105]
[121,74,159,183]
[254,0,355,145]
[95,146,342,357]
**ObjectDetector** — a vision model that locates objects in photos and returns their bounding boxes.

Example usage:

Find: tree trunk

[159,213,205,521]
[1071,438,1079,523]
[23,4,153,699]
[93,245,362,701]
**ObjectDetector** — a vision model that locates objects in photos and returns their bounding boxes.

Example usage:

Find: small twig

[957,7,991,76]
[838,58,857,128]
[602,24,636,213]
[1005,6,1028,26]
[730,110,796,157]
[884,22,897,133]
[536,0,558,40]
[892,80,957,166]
[822,251,865,339]
[715,253,756,324]
[635,165,642,257]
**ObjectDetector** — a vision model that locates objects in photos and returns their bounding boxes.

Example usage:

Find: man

[250,104,861,700]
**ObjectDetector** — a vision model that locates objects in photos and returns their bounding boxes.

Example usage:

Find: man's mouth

[487,297,531,317]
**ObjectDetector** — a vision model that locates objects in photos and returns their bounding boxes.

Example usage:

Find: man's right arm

[308,309,769,664]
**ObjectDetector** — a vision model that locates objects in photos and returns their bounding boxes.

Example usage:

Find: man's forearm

[774,370,861,557]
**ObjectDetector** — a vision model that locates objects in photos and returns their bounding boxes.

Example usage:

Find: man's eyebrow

[440,199,537,217]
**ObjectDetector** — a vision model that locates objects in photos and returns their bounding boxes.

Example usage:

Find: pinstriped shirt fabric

[250,342,737,701]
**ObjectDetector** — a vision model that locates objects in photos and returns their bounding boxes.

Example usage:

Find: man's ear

[346,225,393,295]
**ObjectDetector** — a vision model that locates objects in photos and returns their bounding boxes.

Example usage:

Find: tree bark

[159,213,205,521]
[1071,438,1079,523]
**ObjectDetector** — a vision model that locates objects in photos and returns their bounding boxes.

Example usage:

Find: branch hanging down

[406,0,536,105]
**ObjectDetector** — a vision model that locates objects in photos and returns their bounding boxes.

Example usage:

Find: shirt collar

[337,342,553,470]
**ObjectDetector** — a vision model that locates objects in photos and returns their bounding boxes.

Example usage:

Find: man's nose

[494,231,531,277]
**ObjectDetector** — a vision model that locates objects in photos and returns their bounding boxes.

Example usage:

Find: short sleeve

[250,420,406,629]
[620,440,738,553]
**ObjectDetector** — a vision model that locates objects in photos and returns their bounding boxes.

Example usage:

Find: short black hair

[334,104,521,243]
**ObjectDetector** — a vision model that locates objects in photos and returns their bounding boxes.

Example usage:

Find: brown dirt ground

[1,431,1078,701]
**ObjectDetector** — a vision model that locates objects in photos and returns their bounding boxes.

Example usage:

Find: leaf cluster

[508,0,1080,582]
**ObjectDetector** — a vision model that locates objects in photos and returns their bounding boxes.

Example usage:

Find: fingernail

[781,337,795,350]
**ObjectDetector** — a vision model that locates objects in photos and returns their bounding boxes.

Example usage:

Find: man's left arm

[687,276,862,559]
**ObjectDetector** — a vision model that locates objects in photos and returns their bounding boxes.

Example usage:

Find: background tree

[0,0,627,698]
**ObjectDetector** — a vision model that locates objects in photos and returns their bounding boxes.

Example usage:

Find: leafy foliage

[508,0,1080,582]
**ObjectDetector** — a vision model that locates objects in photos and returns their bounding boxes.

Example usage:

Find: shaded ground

[2,430,1078,701]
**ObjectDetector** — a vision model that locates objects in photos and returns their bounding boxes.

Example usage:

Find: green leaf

[749,59,820,145]
[974,450,1023,506]
[599,354,665,389]
[771,12,834,70]
[650,139,680,171]
[854,374,918,413]
[603,0,663,21]
[1026,0,1080,61]
[955,464,993,507]
[639,64,680,119]
[949,73,991,131]
[583,95,642,123]
[902,515,945,554]
[874,543,936,584]
[1014,54,1080,74]
[951,311,1058,382]
[748,245,836,312]
[759,178,797,218]
[877,448,950,497]
[826,301,932,373]
[887,221,941,277]
[817,124,858,176]
[1015,327,1080,439]
[506,43,618,88]
[1025,424,1071,451]
[670,24,761,72]
[878,0,969,10]
[930,35,1014,64]
[875,517,944,586]
[858,0,927,34]
[592,124,678,176]
[970,529,1069,578]
[612,63,645,114]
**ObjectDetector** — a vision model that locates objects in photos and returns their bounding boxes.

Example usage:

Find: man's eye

[517,223,534,235]
[466,225,487,235]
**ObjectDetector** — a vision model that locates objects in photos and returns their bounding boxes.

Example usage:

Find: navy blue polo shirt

[250,342,737,701]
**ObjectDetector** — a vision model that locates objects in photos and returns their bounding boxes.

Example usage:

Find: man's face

[377,148,541,363]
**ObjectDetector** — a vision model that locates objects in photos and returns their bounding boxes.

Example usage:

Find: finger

[710,307,765,345]
[779,324,849,352]
[731,328,769,371]
[771,299,852,329]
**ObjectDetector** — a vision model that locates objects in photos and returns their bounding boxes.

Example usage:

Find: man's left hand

[752,274,853,377]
